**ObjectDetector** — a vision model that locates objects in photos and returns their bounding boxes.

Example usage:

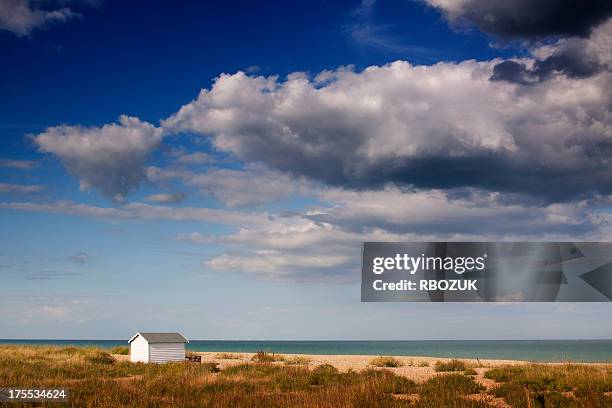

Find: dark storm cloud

[491,39,608,84]
[427,0,612,40]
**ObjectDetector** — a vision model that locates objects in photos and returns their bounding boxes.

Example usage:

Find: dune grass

[369,356,403,368]
[251,350,285,363]
[485,363,612,407]
[434,359,469,372]
[284,355,312,365]
[110,346,129,355]
[1,345,610,407]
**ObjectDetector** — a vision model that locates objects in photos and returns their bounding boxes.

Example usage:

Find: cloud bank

[164,26,611,202]
[15,5,612,281]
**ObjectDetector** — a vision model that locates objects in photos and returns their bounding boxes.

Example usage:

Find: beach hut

[128,332,188,363]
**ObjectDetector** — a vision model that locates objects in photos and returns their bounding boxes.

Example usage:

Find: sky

[1,0,611,340]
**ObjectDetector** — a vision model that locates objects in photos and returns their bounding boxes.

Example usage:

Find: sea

[1,339,610,362]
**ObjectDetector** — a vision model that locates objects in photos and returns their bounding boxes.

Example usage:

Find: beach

[115,350,610,386]
[197,351,612,380]
[3,345,611,407]
[189,352,521,383]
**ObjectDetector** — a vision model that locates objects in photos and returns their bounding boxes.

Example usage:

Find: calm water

[1,339,610,362]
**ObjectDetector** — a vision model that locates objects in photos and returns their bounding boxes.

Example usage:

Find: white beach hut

[128,332,188,363]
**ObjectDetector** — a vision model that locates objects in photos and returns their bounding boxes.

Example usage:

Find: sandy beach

[191,352,544,384]
[5,345,610,407]
[112,350,529,386]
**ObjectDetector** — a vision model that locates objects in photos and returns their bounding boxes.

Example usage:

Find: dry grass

[434,358,469,372]
[110,346,129,355]
[1,345,610,408]
[251,350,285,363]
[284,356,312,365]
[214,352,243,360]
[464,368,477,376]
[485,363,612,407]
[369,356,403,368]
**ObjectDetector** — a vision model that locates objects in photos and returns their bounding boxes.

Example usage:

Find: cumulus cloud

[425,0,612,40]
[34,115,163,201]
[8,2,611,283]
[147,164,317,207]
[164,37,612,202]
[27,11,611,206]
[0,0,78,36]
[0,182,44,194]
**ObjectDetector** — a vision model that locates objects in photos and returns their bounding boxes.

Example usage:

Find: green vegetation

[1,346,610,407]
[111,346,129,355]
[464,368,477,376]
[284,355,311,365]
[86,350,115,365]
[434,359,469,372]
[369,356,403,368]
[485,364,612,407]
[251,350,285,362]
[421,373,484,396]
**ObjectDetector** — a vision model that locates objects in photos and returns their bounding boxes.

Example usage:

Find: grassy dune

[0,346,610,407]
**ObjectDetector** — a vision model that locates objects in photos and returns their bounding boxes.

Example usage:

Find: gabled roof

[128,332,188,344]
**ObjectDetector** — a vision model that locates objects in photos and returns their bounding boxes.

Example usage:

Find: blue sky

[1,0,611,340]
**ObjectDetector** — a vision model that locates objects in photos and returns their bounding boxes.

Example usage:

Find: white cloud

[144,192,185,204]
[189,187,612,281]
[310,187,609,237]
[4,182,612,281]
[0,0,78,36]
[163,37,612,201]
[34,115,163,201]
[0,182,44,194]
[28,20,612,204]
[0,200,269,226]
[0,159,37,169]
[147,163,317,207]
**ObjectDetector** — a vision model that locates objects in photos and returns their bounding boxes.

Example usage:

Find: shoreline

[2,339,611,363]
[193,351,612,365]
